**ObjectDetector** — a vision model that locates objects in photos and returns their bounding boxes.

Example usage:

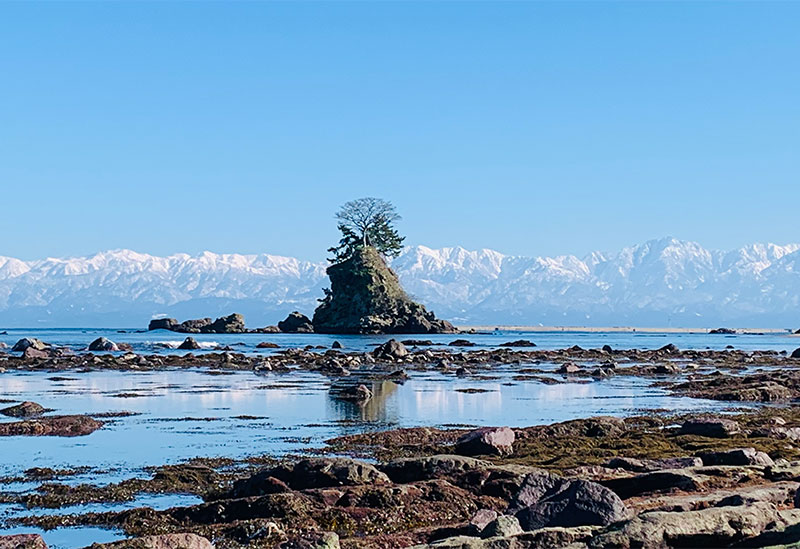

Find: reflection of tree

[327,379,400,433]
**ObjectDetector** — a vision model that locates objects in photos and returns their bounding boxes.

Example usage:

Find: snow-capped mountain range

[1,237,799,328]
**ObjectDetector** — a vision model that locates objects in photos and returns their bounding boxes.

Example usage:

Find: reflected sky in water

[0,366,737,483]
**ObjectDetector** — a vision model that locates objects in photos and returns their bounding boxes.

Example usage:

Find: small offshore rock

[178,337,201,350]
[1,401,48,418]
[500,340,536,347]
[679,416,741,437]
[559,362,581,374]
[88,337,118,352]
[256,342,279,349]
[147,318,178,331]
[792,347,800,359]
[449,339,476,347]
[277,311,314,333]
[11,338,48,352]
[373,339,409,360]
[455,427,515,456]
[657,343,679,353]
[331,341,343,349]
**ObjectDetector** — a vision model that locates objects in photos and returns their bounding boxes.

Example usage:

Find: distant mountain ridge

[0,238,798,328]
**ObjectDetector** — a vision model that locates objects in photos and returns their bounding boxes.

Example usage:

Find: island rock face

[312,246,456,334]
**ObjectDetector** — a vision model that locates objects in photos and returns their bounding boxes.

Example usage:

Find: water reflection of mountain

[327,379,401,431]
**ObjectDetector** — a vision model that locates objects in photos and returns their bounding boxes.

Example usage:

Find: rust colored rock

[0,534,48,549]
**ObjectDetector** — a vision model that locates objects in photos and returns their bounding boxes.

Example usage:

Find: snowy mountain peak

[0,240,798,328]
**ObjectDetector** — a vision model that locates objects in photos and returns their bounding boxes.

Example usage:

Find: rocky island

[312,246,455,334]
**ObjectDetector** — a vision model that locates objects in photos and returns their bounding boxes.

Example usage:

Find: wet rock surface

[5,342,800,546]
[0,414,103,437]
[11,407,800,548]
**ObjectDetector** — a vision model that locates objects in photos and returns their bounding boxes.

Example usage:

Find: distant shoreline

[457,325,796,334]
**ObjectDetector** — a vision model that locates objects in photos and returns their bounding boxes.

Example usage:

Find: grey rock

[700,447,774,467]
[510,471,628,529]
[679,416,741,437]
[455,427,515,456]
[11,338,48,352]
[278,311,314,333]
[88,337,118,352]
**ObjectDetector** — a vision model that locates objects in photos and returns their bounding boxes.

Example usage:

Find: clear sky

[1,2,798,261]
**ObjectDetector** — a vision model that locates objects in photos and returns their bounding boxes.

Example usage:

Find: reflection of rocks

[328,380,400,424]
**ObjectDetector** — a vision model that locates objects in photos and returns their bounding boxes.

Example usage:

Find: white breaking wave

[0,237,799,327]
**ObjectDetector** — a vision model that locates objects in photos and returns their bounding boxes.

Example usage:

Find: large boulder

[0,534,48,549]
[792,347,800,359]
[278,312,314,333]
[589,502,800,548]
[381,455,491,484]
[509,471,628,529]
[11,338,48,352]
[455,427,515,456]
[312,246,456,334]
[373,339,409,360]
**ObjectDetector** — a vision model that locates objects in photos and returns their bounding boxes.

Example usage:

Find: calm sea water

[0,329,795,548]
[1,327,799,354]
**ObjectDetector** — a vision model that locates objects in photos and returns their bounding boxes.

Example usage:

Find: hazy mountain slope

[0,238,798,328]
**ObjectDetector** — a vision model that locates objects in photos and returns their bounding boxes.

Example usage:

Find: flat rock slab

[90,533,213,549]
[0,415,103,437]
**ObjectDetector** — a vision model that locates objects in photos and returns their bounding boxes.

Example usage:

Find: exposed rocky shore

[4,338,800,547]
[7,410,800,548]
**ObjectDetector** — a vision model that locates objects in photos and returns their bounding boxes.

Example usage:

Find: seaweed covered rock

[312,246,455,334]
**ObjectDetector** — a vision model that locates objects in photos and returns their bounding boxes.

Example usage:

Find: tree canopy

[327,197,405,262]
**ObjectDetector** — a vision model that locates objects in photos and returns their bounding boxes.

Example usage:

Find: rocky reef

[148,313,247,334]
[313,246,455,334]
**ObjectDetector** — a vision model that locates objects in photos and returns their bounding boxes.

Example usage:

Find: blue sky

[1,2,798,261]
